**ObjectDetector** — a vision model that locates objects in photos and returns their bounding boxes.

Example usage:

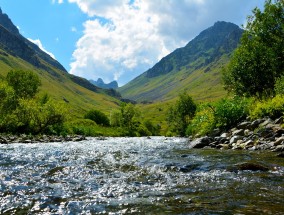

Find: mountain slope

[0,8,120,115]
[119,21,243,102]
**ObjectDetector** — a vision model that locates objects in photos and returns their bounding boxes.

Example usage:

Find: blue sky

[0,0,265,86]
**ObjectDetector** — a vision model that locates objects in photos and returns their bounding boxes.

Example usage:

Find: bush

[143,120,161,136]
[66,119,99,136]
[250,95,284,119]
[186,104,215,136]
[186,97,251,137]
[213,97,250,130]
[84,109,110,126]
[167,92,197,136]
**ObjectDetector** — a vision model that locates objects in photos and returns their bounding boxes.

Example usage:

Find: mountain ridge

[0,8,120,114]
[119,21,243,102]
[90,78,119,89]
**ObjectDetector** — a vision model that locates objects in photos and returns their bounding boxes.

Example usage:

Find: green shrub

[250,95,284,119]
[143,120,161,136]
[84,109,110,126]
[66,119,99,136]
[186,104,215,136]
[213,97,250,130]
[167,92,197,136]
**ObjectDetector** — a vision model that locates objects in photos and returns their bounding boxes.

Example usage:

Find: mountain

[0,8,120,114]
[90,78,119,89]
[119,21,243,102]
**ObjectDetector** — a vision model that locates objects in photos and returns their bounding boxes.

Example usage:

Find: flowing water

[0,137,284,214]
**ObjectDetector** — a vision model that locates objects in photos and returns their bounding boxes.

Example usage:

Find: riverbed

[0,137,283,214]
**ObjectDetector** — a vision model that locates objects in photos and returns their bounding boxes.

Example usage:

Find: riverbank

[0,134,86,144]
[189,117,284,153]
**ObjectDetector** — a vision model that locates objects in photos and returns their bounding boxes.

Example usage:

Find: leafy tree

[223,0,284,97]
[6,69,41,99]
[84,109,110,126]
[167,92,197,136]
[120,103,140,133]
[0,70,67,134]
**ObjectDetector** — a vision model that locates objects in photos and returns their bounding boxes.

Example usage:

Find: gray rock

[230,135,243,144]
[272,145,284,152]
[232,129,245,136]
[274,116,283,124]
[232,162,270,172]
[273,137,284,146]
[237,121,252,130]
[251,119,265,129]
[189,136,212,148]
[220,133,230,138]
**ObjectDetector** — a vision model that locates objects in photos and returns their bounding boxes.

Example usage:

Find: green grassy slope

[119,21,242,103]
[0,49,120,116]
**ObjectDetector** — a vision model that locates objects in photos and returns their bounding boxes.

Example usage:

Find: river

[0,137,283,214]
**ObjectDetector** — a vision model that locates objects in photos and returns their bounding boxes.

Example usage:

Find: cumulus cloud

[68,0,265,85]
[28,38,56,59]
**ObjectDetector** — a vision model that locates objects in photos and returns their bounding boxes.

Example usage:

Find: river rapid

[0,137,283,214]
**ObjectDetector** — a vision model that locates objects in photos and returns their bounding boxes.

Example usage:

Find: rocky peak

[0,7,20,35]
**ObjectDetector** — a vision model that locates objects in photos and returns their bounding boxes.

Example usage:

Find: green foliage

[187,97,250,136]
[250,95,284,119]
[213,97,250,130]
[223,0,284,97]
[0,70,66,134]
[65,119,99,136]
[84,109,110,126]
[143,120,161,136]
[275,76,284,95]
[6,69,41,99]
[186,104,215,136]
[120,103,140,133]
[167,92,197,136]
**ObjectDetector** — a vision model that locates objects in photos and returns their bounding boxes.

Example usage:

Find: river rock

[272,145,284,152]
[189,136,212,148]
[274,116,283,124]
[237,121,252,130]
[232,129,245,136]
[273,137,284,146]
[220,133,230,138]
[251,119,265,130]
[230,135,243,144]
[232,162,270,172]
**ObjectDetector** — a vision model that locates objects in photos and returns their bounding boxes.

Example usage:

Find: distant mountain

[0,8,120,113]
[119,21,243,102]
[90,78,118,89]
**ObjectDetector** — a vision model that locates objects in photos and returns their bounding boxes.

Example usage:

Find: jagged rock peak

[0,7,20,35]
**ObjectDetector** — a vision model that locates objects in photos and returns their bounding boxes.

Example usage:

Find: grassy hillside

[119,21,242,103]
[0,48,120,117]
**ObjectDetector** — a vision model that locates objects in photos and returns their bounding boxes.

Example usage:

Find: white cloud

[52,0,64,4]
[68,0,265,85]
[28,38,56,59]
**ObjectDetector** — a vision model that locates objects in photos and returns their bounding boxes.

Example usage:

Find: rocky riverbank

[189,117,284,154]
[0,134,86,144]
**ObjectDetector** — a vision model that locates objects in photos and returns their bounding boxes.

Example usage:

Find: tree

[6,69,41,99]
[167,92,197,136]
[120,103,140,133]
[84,109,110,126]
[223,0,284,97]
